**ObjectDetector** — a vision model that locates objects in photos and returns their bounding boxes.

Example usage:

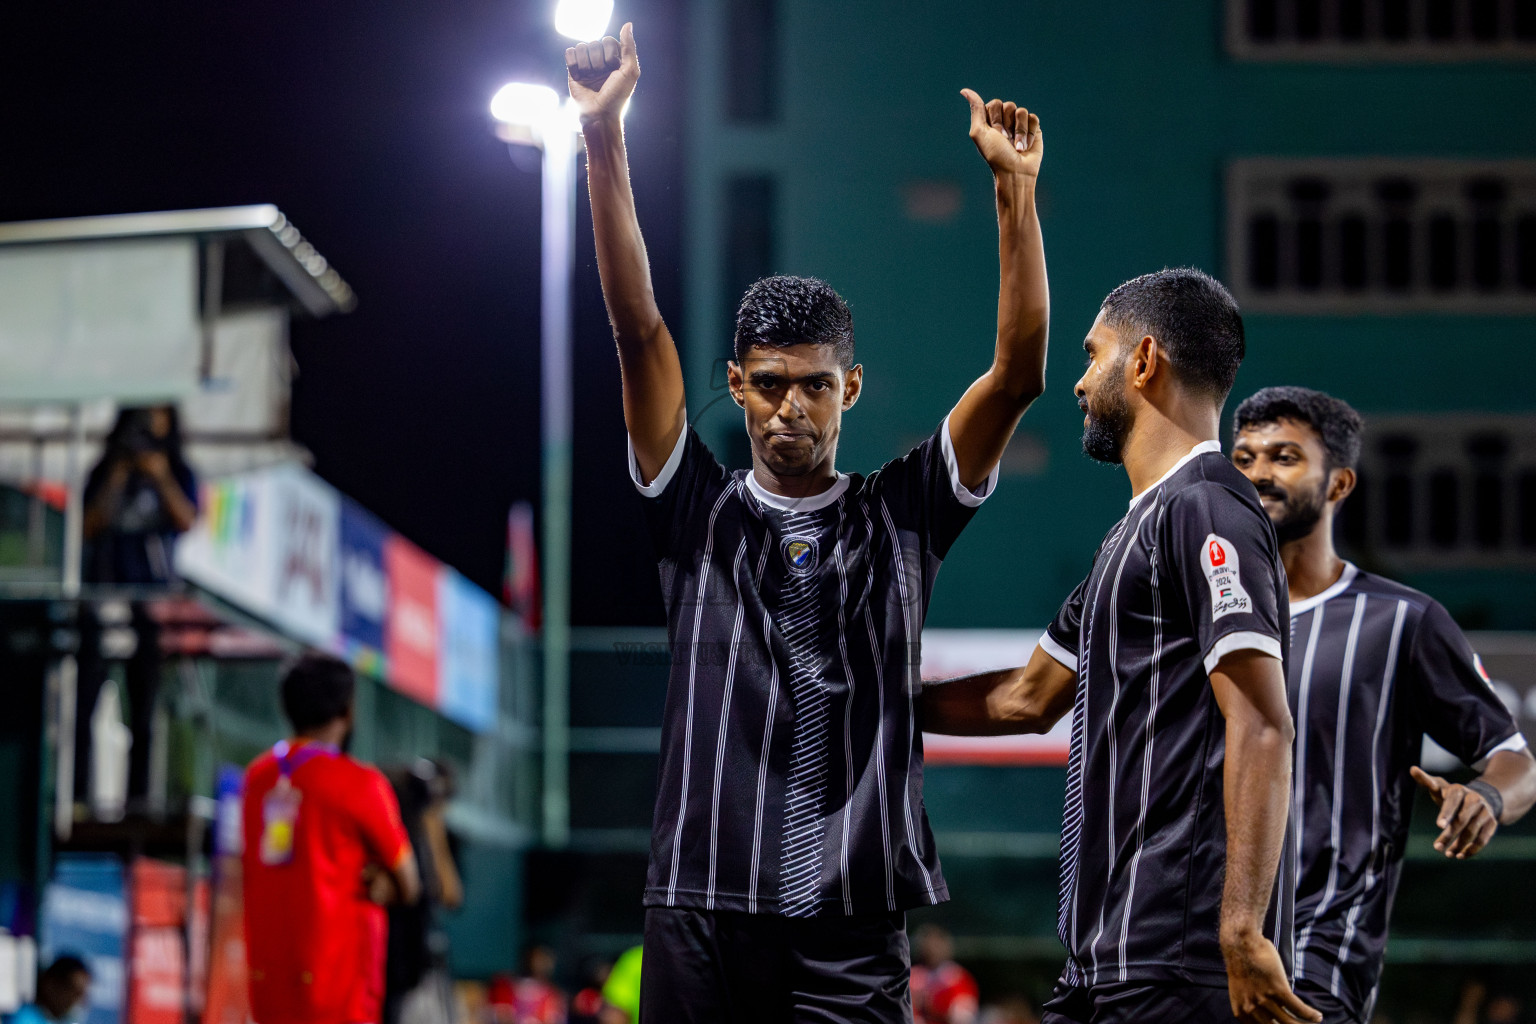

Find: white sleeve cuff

[1039,633,1078,673]
[1204,631,1283,675]
[628,424,689,498]
[1473,732,1530,772]
[941,414,1000,509]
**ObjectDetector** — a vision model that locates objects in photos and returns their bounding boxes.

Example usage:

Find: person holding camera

[82,404,197,586]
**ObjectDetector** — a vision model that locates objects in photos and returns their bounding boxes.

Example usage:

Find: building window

[1340,415,1536,568]
[1226,159,1536,312]
[1228,0,1536,58]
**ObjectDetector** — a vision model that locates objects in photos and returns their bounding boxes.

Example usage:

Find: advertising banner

[175,471,273,618]
[128,859,194,1024]
[385,535,440,706]
[39,855,128,1024]
[177,462,502,733]
[338,501,389,670]
[439,571,500,733]
[265,465,339,647]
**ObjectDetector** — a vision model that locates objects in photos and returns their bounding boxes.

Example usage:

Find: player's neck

[750,459,840,500]
[1280,523,1347,604]
[1121,405,1219,500]
[294,720,349,750]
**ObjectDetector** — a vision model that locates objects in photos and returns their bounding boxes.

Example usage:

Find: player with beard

[1230,386,1536,1023]
[924,268,1315,1024]
[568,23,1053,1022]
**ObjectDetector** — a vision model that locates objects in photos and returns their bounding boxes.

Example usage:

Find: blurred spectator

[73,405,198,811]
[6,956,91,1024]
[1489,996,1525,1024]
[1454,980,1524,1024]
[242,654,421,1024]
[568,960,611,1024]
[83,405,196,586]
[911,924,979,1024]
[384,759,464,1024]
[598,947,641,1024]
[487,948,565,1024]
[979,994,1039,1024]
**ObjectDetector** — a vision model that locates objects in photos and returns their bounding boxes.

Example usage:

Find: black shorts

[1293,979,1365,1024]
[1041,979,1233,1024]
[639,906,910,1023]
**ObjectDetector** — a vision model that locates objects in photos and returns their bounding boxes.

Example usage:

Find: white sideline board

[0,237,201,403]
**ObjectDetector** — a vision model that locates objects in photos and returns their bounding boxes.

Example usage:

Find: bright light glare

[554,0,614,41]
[490,83,561,130]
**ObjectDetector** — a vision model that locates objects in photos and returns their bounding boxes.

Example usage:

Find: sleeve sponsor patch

[1201,534,1252,621]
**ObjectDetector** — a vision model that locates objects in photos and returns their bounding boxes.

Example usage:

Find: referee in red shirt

[243,654,422,1024]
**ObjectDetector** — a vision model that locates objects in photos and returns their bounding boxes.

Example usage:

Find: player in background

[910,924,980,1024]
[923,269,1317,1024]
[242,654,421,1024]
[567,21,1050,1023]
[1231,386,1536,1024]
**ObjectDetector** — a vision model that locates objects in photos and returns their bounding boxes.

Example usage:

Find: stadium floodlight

[489,82,563,146]
[553,0,613,42]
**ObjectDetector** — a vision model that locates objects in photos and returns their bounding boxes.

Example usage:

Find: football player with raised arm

[567,23,1050,1023]
[1231,386,1536,1023]
[923,270,1317,1024]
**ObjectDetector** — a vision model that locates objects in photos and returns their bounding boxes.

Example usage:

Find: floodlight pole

[61,402,85,598]
[538,124,578,848]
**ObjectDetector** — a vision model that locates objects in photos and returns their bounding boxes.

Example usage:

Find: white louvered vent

[1226,159,1536,313]
[1340,414,1536,568]
[1227,0,1536,59]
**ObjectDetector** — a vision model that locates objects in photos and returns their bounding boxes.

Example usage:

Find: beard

[1255,477,1330,543]
[1081,368,1134,465]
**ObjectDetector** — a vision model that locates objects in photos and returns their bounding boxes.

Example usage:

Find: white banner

[921,629,1071,766]
[175,463,339,647]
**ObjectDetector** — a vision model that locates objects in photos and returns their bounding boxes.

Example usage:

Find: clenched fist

[961,89,1042,181]
[566,22,639,125]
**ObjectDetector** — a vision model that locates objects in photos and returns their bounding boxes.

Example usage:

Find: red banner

[385,535,440,704]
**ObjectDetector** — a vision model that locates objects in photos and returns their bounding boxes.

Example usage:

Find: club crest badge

[782,536,818,575]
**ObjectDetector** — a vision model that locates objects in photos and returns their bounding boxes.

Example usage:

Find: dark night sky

[0,0,682,625]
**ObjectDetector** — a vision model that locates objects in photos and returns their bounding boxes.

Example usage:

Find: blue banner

[338,500,389,661]
[39,855,127,1024]
[438,571,500,733]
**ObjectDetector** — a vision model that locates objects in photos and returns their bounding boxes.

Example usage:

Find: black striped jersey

[628,417,997,917]
[1287,564,1526,1020]
[1040,442,1295,989]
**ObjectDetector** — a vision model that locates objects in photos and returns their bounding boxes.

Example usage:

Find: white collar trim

[1129,439,1223,509]
[1289,562,1360,616]
[745,470,850,512]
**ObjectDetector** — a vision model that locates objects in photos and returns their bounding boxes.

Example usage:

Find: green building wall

[679,0,1536,629]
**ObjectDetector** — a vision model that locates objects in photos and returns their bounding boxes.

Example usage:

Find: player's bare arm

[1209,650,1321,1024]
[920,644,1075,736]
[568,23,686,482]
[1411,746,1536,860]
[945,91,1049,492]
[365,848,422,906]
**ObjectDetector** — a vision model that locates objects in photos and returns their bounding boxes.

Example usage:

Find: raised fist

[961,89,1042,180]
[566,22,639,125]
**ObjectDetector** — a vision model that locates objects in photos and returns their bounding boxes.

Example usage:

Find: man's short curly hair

[1234,386,1364,471]
[1100,267,1245,400]
[280,652,356,733]
[734,275,855,369]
